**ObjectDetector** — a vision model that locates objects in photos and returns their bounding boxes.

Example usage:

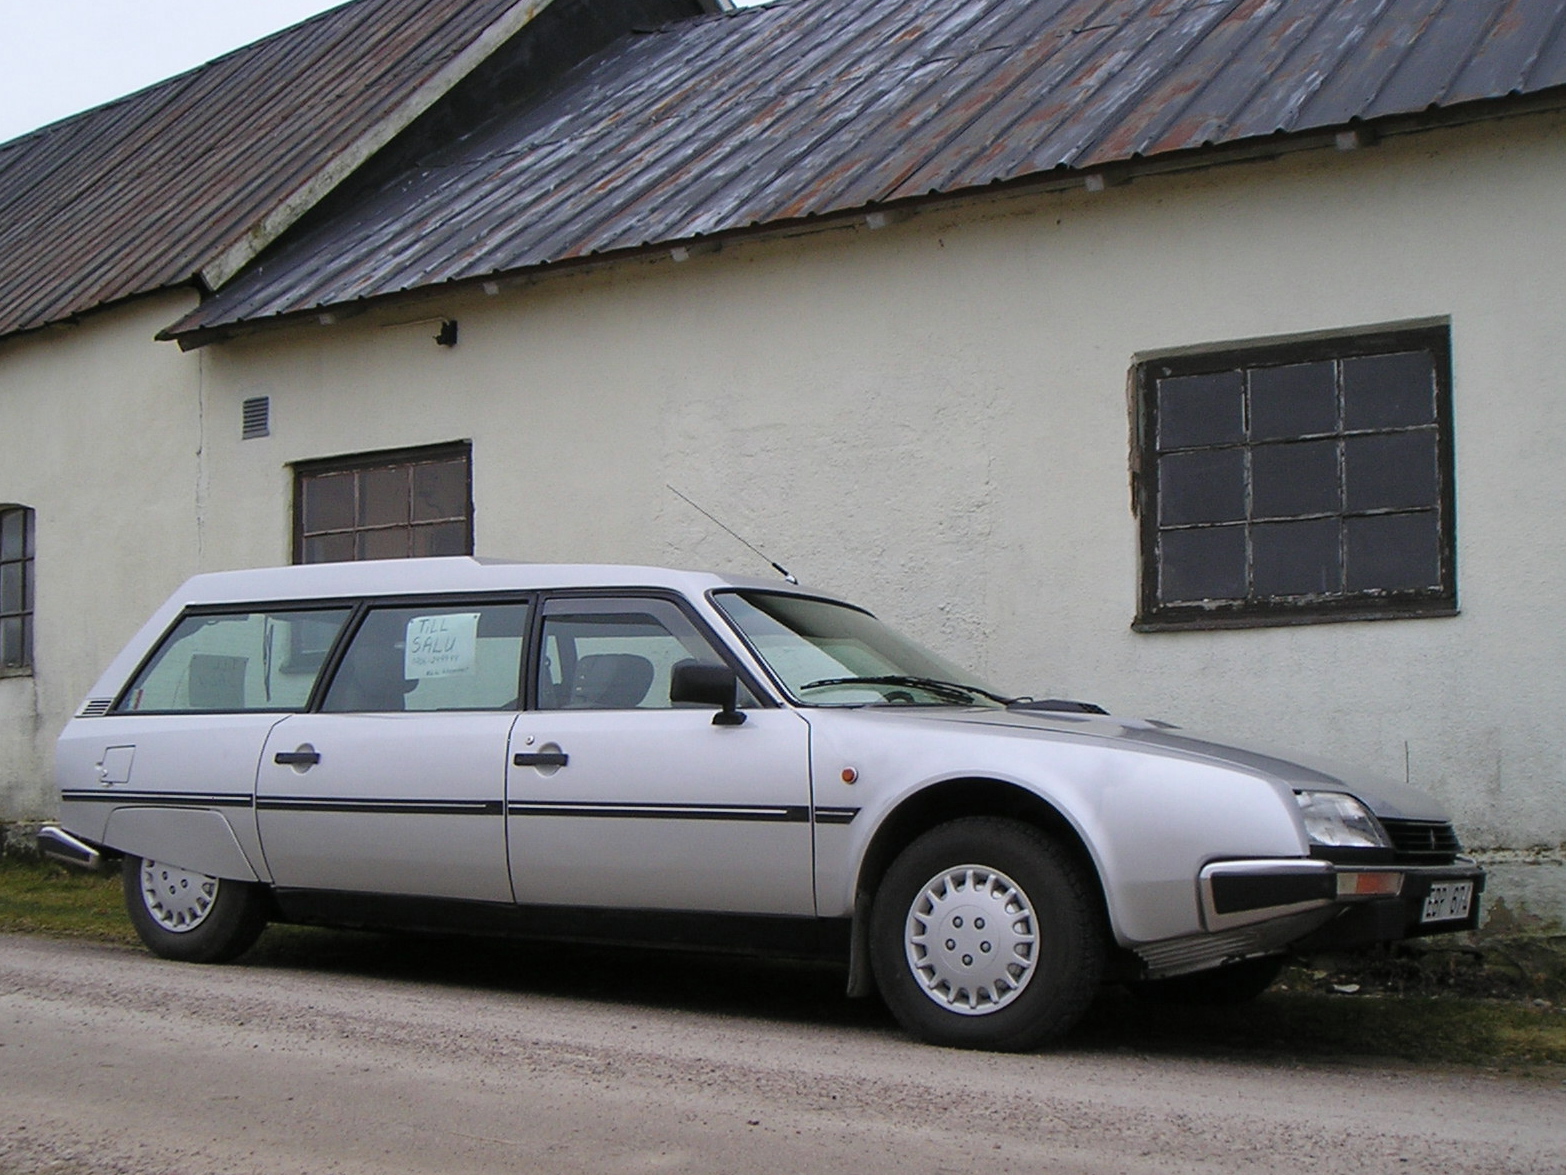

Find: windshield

[713,591,1008,708]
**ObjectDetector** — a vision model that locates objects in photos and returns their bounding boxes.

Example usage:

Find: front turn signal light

[1336,871,1404,898]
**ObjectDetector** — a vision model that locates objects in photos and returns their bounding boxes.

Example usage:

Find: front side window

[714,591,1005,707]
[118,608,352,713]
[536,597,745,711]
[0,506,33,674]
[295,443,471,564]
[1135,325,1455,629]
[322,602,529,712]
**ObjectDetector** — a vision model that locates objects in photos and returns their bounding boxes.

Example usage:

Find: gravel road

[2,933,1562,1175]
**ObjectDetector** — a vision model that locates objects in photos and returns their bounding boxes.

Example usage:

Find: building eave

[162,85,1566,353]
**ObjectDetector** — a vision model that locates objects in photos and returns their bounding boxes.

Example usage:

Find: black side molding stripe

[257,797,503,816]
[813,807,860,825]
[60,790,252,808]
[60,792,858,825]
[508,802,811,824]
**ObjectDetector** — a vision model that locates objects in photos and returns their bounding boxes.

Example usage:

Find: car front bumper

[1199,856,1486,941]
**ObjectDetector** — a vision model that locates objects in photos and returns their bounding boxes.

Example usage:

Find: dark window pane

[1159,525,1246,603]
[296,448,471,567]
[0,561,20,613]
[0,510,22,561]
[413,459,468,522]
[359,529,409,561]
[1251,439,1339,519]
[1345,430,1439,512]
[1156,371,1244,450]
[302,473,355,533]
[358,466,410,528]
[414,521,470,557]
[1344,351,1435,430]
[303,533,355,564]
[1253,518,1341,597]
[1159,449,1246,525]
[1346,512,1441,592]
[324,603,527,713]
[0,616,22,668]
[1250,361,1336,440]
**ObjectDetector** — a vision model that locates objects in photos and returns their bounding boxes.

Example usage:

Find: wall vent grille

[242,396,270,440]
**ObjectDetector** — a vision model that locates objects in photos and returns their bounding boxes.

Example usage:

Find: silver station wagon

[40,558,1484,1050]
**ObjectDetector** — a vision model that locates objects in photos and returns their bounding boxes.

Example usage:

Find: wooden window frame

[293,442,473,566]
[1132,325,1457,632]
[0,505,33,675]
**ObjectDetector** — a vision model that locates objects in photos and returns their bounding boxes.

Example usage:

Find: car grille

[1380,818,1462,864]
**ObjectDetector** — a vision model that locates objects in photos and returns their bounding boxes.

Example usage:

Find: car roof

[167,556,814,605]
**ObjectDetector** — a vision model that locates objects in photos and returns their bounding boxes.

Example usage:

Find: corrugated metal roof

[0,0,549,341]
[165,0,1566,340]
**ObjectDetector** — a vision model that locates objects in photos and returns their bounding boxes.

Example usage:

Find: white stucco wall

[5,110,1564,855]
[0,291,203,818]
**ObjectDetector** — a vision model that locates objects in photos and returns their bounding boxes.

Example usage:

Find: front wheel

[123,856,269,963]
[870,818,1105,1051]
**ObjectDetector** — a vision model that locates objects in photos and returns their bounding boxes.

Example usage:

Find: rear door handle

[513,752,568,768]
[274,749,321,767]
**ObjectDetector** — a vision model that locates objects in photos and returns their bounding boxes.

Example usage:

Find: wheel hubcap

[139,860,220,933]
[905,864,1037,1015]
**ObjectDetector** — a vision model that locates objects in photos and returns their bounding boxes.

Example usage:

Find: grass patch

[2,856,1563,1071]
[0,856,135,943]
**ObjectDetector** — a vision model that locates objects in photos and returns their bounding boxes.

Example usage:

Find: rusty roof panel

[1447,0,1566,99]
[0,0,571,340]
[172,0,1566,339]
[1364,0,1508,114]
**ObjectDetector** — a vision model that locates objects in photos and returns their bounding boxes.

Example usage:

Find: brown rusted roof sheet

[0,0,549,341]
[167,0,1566,339]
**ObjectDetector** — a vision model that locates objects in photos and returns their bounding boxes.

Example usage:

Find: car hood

[861,706,1450,822]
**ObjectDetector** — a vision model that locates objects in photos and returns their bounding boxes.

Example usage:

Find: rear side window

[321,602,530,712]
[118,609,352,713]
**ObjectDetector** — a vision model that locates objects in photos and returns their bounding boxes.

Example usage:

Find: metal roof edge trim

[197,0,561,293]
[0,281,203,354]
[162,84,1566,352]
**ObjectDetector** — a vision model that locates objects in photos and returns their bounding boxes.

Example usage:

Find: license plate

[1421,881,1473,923]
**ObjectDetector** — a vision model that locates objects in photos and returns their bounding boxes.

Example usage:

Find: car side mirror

[670,662,746,726]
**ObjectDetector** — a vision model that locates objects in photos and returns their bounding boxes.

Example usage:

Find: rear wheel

[869,818,1105,1051]
[122,855,268,963]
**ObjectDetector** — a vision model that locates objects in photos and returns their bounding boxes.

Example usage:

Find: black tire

[1130,955,1286,1007]
[869,817,1106,1051]
[122,855,269,963]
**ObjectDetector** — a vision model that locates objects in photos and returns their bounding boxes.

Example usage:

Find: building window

[1,506,34,673]
[294,443,472,564]
[1134,325,1455,630]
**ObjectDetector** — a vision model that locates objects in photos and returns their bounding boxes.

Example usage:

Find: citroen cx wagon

[41,558,1483,1050]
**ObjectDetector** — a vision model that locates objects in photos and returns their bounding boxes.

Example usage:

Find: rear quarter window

[117,608,352,713]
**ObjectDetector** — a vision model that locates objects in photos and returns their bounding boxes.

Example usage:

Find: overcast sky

[0,2,355,143]
[0,0,769,145]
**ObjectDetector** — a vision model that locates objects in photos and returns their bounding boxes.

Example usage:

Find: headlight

[1293,790,1391,850]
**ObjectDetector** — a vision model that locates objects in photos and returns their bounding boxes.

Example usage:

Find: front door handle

[274,749,321,767]
[513,751,568,768]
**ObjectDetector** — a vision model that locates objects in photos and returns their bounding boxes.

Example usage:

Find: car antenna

[667,484,798,584]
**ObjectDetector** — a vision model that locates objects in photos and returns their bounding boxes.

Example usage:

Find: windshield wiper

[797,674,1013,705]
